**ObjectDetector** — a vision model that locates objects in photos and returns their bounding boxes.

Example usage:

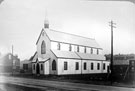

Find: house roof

[76,52,106,60]
[51,50,81,59]
[113,60,129,65]
[36,29,101,49]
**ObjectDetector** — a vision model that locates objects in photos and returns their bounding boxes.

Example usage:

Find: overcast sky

[0,0,134,60]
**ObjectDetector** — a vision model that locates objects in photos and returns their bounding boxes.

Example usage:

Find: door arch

[36,63,40,74]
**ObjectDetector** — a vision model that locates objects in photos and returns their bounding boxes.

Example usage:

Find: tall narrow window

[76,62,79,70]
[91,63,94,70]
[77,46,79,52]
[97,49,99,55]
[57,43,60,50]
[97,63,100,70]
[64,62,68,70]
[84,47,86,53]
[41,64,43,70]
[69,44,72,51]
[52,60,56,70]
[41,41,46,54]
[84,62,87,70]
[91,48,93,54]
[103,63,106,70]
[33,64,35,70]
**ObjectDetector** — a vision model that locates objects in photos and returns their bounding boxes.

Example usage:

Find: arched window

[41,41,46,54]
[33,64,35,70]
[52,60,56,70]
[40,64,43,70]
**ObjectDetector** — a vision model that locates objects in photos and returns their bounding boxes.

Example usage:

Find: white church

[32,19,110,76]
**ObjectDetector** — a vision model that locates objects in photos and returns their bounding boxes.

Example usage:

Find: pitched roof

[76,52,106,60]
[32,57,50,62]
[36,29,101,49]
[51,50,81,59]
[51,50,106,61]
[113,60,129,65]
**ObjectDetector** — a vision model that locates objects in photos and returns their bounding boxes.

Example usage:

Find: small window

[76,62,79,70]
[97,49,99,54]
[57,43,60,50]
[41,64,43,70]
[52,60,56,70]
[91,63,94,70]
[69,44,72,51]
[91,48,93,54]
[97,63,100,70]
[77,46,79,52]
[103,63,106,70]
[84,62,87,70]
[84,47,86,53]
[64,62,68,70]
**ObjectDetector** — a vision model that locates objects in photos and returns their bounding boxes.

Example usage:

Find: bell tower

[44,11,49,29]
[44,19,49,29]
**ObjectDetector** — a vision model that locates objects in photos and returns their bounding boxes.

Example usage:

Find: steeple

[44,11,49,29]
[44,19,49,29]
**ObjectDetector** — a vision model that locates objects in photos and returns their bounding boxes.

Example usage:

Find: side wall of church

[57,58,82,75]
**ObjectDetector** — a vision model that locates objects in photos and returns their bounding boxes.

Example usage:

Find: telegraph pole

[109,20,116,85]
[12,45,14,76]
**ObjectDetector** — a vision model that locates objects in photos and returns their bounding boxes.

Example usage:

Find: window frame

[91,63,94,70]
[41,41,46,54]
[84,47,86,53]
[84,62,87,70]
[64,62,68,70]
[91,48,93,54]
[33,64,35,70]
[41,64,43,71]
[97,49,99,54]
[52,60,56,70]
[57,43,61,50]
[97,63,100,70]
[77,46,79,52]
[103,63,106,70]
[75,62,79,70]
[69,44,72,51]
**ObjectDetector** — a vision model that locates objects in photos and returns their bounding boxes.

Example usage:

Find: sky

[0,0,135,60]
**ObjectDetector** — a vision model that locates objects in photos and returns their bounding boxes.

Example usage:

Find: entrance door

[36,63,40,74]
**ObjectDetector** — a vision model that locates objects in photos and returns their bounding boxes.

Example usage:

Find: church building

[32,18,110,76]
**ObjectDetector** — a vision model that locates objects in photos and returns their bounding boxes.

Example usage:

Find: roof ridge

[49,29,95,40]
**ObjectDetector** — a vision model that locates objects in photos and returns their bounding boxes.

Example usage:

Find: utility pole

[109,20,116,85]
[12,45,14,76]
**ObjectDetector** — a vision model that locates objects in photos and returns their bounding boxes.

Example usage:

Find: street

[0,76,134,91]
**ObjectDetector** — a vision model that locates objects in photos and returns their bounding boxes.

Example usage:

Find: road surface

[0,76,134,91]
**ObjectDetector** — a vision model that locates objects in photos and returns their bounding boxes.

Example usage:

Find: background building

[0,53,20,74]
